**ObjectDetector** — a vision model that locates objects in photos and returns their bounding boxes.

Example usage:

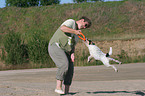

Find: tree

[6,0,60,7]
[73,0,87,3]
[40,0,60,6]
[6,0,39,7]
[91,0,104,1]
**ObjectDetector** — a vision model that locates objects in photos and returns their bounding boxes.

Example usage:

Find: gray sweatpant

[48,43,74,85]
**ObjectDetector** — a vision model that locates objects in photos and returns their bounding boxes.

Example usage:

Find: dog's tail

[106,47,112,57]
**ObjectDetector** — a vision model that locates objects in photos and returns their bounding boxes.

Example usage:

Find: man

[48,16,91,94]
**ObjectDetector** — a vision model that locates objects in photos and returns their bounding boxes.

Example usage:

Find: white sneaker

[55,89,64,94]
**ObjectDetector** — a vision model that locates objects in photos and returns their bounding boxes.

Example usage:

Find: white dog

[83,39,122,72]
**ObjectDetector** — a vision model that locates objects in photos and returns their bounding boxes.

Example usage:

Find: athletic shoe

[55,89,64,94]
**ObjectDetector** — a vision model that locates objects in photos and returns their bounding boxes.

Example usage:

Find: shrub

[3,32,28,65]
[27,32,50,65]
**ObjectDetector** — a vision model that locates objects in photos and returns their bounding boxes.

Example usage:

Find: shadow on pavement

[87,90,145,96]
[60,92,79,96]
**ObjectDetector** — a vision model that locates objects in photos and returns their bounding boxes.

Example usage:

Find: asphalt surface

[0,63,145,96]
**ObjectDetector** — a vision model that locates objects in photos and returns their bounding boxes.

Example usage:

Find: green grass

[0,0,145,70]
[0,0,145,40]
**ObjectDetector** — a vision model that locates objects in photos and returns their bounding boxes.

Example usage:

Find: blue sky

[0,0,122,8]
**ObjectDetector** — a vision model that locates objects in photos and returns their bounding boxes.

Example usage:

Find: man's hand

[75,30,82,35]
[71,53,75,62]
[60,25,82,35]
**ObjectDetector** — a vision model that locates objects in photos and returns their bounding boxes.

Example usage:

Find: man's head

[76,16,92,29]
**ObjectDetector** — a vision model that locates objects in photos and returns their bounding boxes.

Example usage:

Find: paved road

[0,63,145,96]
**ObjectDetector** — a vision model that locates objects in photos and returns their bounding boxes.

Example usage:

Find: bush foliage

[3,32,28,65]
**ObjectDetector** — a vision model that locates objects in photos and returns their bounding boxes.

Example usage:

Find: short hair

[79,16,92,28]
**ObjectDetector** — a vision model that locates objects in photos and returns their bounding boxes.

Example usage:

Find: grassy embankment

[0,0,145,70]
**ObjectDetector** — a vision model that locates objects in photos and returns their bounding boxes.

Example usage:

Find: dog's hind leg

[101,58,118,72]
[87,55,93,63]
[105,63,118,72]
[108,57,122,65]
[109,65,118,72]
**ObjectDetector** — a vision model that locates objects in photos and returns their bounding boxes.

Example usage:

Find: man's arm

[60,25,81,35]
